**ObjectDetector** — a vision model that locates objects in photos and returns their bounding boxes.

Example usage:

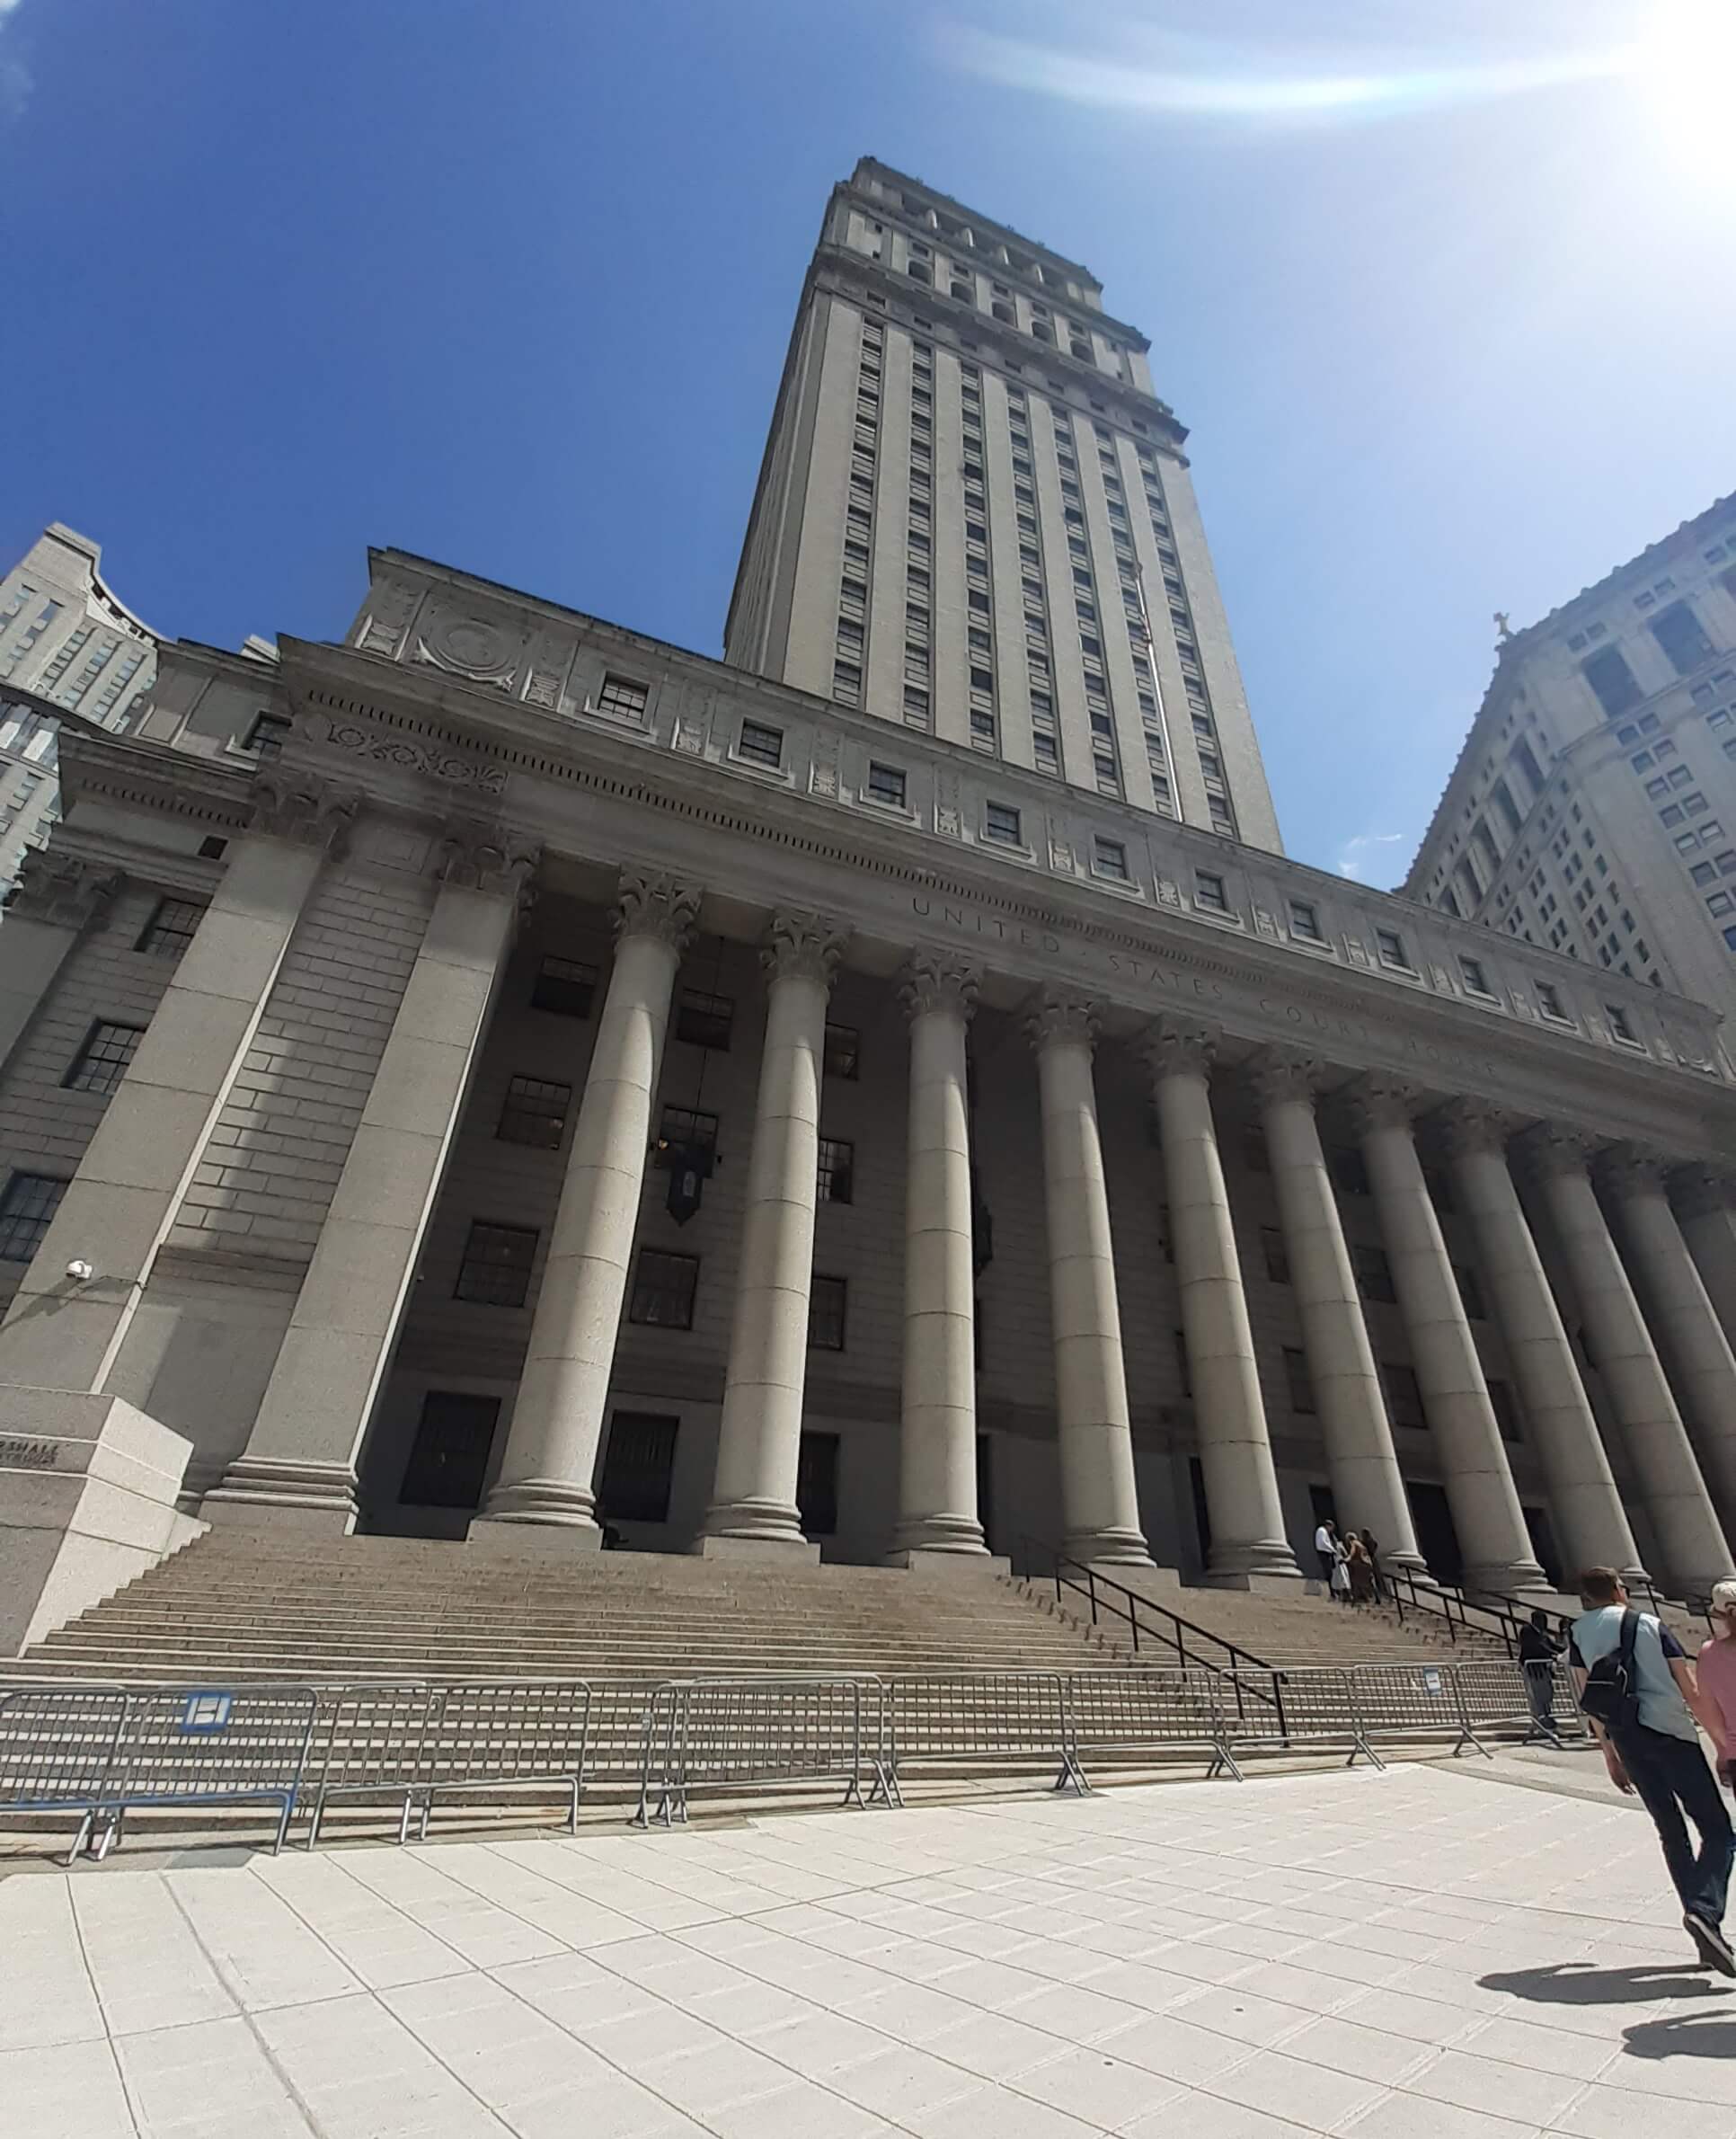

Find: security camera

[66,1259,94,1283]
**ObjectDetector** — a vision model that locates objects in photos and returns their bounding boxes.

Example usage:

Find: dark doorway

[598,1411,678,1525]
[976,1433,995,1554]
[1524,1504,1564,1591]
[398,1391,500,1512]
[797,1432,839,1538]
[1408,1482,1464,1586]
[1308,1483,1339,1531]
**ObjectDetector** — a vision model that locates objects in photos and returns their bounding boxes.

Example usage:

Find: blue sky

[4,0,1733,887]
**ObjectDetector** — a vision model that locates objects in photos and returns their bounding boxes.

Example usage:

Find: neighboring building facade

[0,527,163,894]
[6,173,1736,1646]
[727,158,1282,852]
[1405,493,1736,1014]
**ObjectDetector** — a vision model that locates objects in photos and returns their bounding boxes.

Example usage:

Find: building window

[1352,1242,1396,1304]
[1458,954,1492,997]
[135,897,206,958]
[738,719,784,769]
[0,1172,66,1262]
[823,1023,860,1080]
[1381,1361,1426,1431]
[497,1074,571,1149]
[529,955,597,1018]
[675,989,733,1050]
[1282,1347,1315,1415]
[797,1431,841,1536]
[1261,1226,1290,1284]
[1375,927,1411,971]
[598,1412,679,1523]
[596,674,650,723]
[1094,837,1129,881]
[1453,1263,1487,1320]
[243,710,291,756]
[817,1136,855,1205]
[1330,1146,1371,1197]
[1289,898,1324,943]
[628,1249,699,1328]
[866,761,907,809]
[398,1392,501,1511]
[658,1105,719,1164]
[454,1220,537,1307]
[984,801,1022,846]
[1581,646,1642,719]
[64,1021,145,1096]
[1536,979,1568,1020]
[1487,1379,1523,1444]
[809,1274,847,1351]
[1194,869,1228,912]
[1650,601,1714,678]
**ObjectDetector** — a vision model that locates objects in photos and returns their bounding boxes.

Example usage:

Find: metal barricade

[0,1682,130,1851]
[89,1683,319,1856]
[1351,1662,1488,1762]
[1064,1667,1242,1785]
[633,1674,887,1827]
[305,1682,442,1846]
[885,1673,1067,1793]
[1453,1656,1585,1747]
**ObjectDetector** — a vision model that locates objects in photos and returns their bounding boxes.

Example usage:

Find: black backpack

[1579,1607,1643,1737]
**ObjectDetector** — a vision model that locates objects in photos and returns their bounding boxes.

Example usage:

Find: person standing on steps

[1571,1567,1735,1976]
[1345,1532,1377,1607]
[1314,1516,1340,1592]
[1518,1609,1563,1745]
[1360,1530,1384,1604]
[1694,1582,1736,1791]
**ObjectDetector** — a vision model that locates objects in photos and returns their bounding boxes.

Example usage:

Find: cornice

[56,726,254,832]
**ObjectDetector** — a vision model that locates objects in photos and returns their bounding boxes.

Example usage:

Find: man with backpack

[1571,1567,1735,1975]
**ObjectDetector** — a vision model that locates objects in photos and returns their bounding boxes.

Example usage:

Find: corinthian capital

[1434,1097,1522,1163]
[763,908,848,988]
[899,947,980,1025]
[1342,1075,1425,1140]
[1144,1019,1218,1083]
[615,869,702,951]
[4,850,122,928]
[1672,1166,1736,1221]
[1244,1046,1324,1109]
[1512,1123,1600,1183]
[1023,984,1099,1054]
[250,772,361,855]
[437,816,542,902]
[1595,1142,1673,1202]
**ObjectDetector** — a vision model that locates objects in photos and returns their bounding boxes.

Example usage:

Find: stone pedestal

[0,1391,205,1655]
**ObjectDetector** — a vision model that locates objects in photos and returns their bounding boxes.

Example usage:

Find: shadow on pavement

[1481,1962,1732,2007]
[1625,2010,1736,2059]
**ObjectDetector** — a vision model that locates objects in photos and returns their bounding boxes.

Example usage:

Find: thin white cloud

[0,0,33,122]
[1336,831,1404,883]
[934,16,1636,129]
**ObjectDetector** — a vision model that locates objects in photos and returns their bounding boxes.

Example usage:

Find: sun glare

[1631,0,1736,155]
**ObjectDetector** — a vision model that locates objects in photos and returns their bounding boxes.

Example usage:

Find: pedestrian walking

[1518,1609,1563,1744]
[1572,1567,1735,1975]
[1694,1580,1736,1791]
[1314,1517,1339,1591]
[1345,1532,1376,1607]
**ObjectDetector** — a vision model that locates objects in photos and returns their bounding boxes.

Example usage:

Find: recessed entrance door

[1406,1482,1464,1587]
[399,1391,501,1513]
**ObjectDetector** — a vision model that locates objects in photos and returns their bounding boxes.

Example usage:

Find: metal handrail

[1014,1536,1289,1736]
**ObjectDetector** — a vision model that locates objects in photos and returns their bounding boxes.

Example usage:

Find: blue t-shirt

[1570,1606,1696,1743]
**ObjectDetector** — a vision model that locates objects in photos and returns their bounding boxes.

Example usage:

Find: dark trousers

[1522,1661,1558,1732]
[1317,1550,1337,1587]
[1616,1724,1734,1928]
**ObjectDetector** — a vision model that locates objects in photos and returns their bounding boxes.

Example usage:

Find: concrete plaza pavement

[5,1761,1736,2137]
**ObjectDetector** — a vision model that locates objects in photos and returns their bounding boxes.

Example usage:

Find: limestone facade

[3,546,1736,1607]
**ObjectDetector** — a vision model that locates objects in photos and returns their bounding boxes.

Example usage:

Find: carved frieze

[356,581,422,660]
[319,717,507,797]
[414,606,529,689]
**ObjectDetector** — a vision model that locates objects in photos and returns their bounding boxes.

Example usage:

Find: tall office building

[1406,493,1736,1014]
[728,158,1283,851]
[0,527,161,895]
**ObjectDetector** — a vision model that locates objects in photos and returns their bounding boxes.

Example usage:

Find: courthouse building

[5,161,1736,1628]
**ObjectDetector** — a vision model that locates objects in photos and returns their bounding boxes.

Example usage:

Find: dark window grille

[659,1105,718,1155]
[1330,1147,1371,1198]
[738,719,784,768]
[530,955,597,1018]
[596,673,650,722]
[454,1220,537,1307]
[1352,1242,1396,1305]
[984,803,1021,845]
[809,1274,847,1351]
[797,1432,840,1536]
[1381,1361,1426,1430]
[244,711,290,755]
[136,897,206,958]
[629,1249,698,1328]
[1261,1227,1290,1284]
[399,1392,500,1510]
[64,1021,144,1096]
[598,1411,678,1522]
[497,1075,571,1149]
[675,990,733,1050]
[0,1172,66,1261]
[1282,1347,1315,1414]
[817,1136,855,1205]
[823,1024,860,1080]
[866,762,907,808]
